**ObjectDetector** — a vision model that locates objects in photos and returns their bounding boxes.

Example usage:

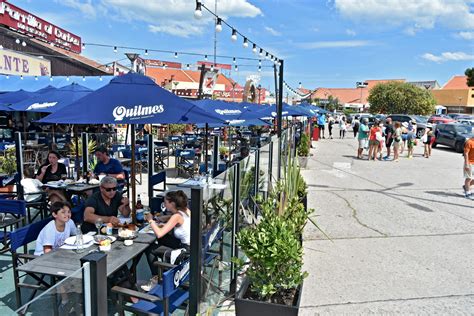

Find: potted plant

[0,147,17,192]
[297,133,310,168]
[168,124,186,136]
[219,146,229,160]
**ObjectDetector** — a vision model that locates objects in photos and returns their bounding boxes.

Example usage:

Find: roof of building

[146,67,243,90]
[364,79,405,90]
[408,81,441,90]
[442,76,469,89]
[311,88,370,104]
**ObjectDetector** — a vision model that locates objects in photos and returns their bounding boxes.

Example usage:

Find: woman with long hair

[36,151,68,203]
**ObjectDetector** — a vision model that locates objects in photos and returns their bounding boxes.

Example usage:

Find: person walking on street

[368,121,382,160]
[406,121,416,158]
[352,116,360,138]
[422,126,433,158]
[392,121,402,162]
[462,137,474,199]
[328,116,335,139]
[339,117,347,139]
[317,113,326,139]
[357,118,369,159]
[383,118,394,160]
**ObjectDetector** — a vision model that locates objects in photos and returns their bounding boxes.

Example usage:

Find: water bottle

[75,224,84,253]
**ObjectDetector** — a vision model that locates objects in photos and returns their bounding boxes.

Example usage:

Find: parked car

[457,118,474,126]
[428,115,455,124]
[447,113,465,120]
[386,114,428,138]
[433,123,474,153]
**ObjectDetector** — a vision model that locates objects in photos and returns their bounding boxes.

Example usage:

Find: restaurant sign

[0,48,51,76]
[0,1,82,53]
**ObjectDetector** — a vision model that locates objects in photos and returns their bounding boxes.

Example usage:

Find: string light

[234,65,238,71]
[174,52,178,58]
[231,29,237,42]
[233,57,236,64]
[215,18,222,32]
[15,38,20,44]
[82,43,86,50]
[259,48,263,57]
[252,44,257,54]
[20,75,23,80]
[194,1,202,19]
[34,76,38,80]
[204,54,208,61]
[113,46,117,53]
[210,64,214,72]
[82,76,86,81]
[243,38,248,48]
[186,64,190,70]
[0,45,3,49]
[66,76,70,81]
[265,52,269,60]
[258,66,261,72]
[50,76,53,81]
[6,75,9,79]
[145,49,148,56]
[258,59,261,65]
[99,76,103,81]
[22,41,26,47]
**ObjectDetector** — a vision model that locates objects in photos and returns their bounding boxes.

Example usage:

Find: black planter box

[235,278,302,316]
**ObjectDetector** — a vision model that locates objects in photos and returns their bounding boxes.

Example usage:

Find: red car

[428,115,455,124]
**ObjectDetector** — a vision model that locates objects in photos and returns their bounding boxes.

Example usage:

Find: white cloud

[334,0,474,31]
[345,29,356,36]
[264,26,281,36]
[57,0,262,37]
[296,40,373,49]
[457,31,474,40]
[422,51,474,63]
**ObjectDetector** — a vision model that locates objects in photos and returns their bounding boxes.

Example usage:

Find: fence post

[81,252,107,316]
[253,149,260,216]
[230,163,240,293]
[212,135,219,177]
[147,134,154,199]
[81,133,89,176]
[189,187,203,315]
[14,132,24,198]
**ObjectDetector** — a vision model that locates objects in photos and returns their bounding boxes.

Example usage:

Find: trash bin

[312,126,319,141]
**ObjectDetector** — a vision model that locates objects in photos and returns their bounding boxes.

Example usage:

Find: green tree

[326,95,339,111]
[367,82,436,115]
[465,68,474,87]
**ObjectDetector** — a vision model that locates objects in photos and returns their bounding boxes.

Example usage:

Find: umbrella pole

[130,124,137,223]
[74,125,80,180]
[125,124,129,145]
[205,123,208,175]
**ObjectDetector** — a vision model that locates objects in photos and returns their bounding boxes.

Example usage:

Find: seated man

[82,176,131,233]
[93,146,125,180]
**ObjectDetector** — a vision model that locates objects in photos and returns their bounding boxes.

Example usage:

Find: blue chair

[112,259,190,316]
[71,203,85,224]
[10,217,53,308]
[0,199,27,253]
[176,149,196,178]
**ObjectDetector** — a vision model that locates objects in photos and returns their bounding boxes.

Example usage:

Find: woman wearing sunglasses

[82,176,131,233]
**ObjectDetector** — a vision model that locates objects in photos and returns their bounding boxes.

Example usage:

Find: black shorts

[386,138,393,147]
[318,124,325,130]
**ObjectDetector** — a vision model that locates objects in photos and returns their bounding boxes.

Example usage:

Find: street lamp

[356,81,368,112]
[257,84,262,104]
[458,96,462,114]
[125,53,140,72]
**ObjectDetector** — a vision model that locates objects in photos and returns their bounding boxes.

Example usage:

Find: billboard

[0,1,81,53]
[0,48,51,76]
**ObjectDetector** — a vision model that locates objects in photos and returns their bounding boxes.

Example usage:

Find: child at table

[34,201,76,256]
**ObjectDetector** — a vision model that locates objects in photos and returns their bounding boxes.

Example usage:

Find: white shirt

[173,211,190,245]
[34,219,76,256]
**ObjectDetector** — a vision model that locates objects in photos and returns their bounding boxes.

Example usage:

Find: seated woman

[35,150,68,203]
[145,190,190,275]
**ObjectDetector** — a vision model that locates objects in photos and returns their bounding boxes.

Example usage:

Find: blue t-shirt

[358,124,369,140]
[34,219,76,256]
[317,115,326,125]
[94,158,123,175]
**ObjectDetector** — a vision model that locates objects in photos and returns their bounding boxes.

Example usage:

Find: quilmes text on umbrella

[215,109,241,115]
[112,104,164,121]
[27,102,58,110]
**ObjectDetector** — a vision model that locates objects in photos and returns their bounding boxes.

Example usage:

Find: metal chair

[112,259,190,316]
[10,217,52,309]
[0,199,26,253]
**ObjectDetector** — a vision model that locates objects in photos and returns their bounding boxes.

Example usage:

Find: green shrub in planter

[236,201,307,301]
[297,133,310,157]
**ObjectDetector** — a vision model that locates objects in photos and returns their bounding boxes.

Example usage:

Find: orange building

[431,76,474,114]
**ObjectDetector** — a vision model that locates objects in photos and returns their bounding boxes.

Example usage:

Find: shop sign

[144,59,181,69]
[0,1,81,53]
[0,48,51,76]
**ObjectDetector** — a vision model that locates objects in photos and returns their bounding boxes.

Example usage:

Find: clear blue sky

[12,0,474,93]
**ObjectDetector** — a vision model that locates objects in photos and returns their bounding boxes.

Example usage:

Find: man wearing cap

[357,118,369,159]
[463,137,474,199]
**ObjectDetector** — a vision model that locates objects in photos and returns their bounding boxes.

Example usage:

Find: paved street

[300,130,474,315]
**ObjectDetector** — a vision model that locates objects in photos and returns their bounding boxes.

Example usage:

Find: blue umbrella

[39,73,225,124]
[0,89,37,105]
[193,99,268,126]
[256,103,309,118]
[9,83,90,113]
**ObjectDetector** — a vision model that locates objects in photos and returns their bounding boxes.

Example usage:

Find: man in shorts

[317,113,326,139]
[357,118,369,159]
[383,118,394,160]
[463,137,474,199]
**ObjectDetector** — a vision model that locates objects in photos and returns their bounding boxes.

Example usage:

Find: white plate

[93,235,117,244]
[64,234,94,246]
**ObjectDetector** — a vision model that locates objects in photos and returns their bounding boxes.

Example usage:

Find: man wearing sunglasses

[82,176,131,233]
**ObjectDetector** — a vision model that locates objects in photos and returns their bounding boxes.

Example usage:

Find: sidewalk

[299,134,474,315]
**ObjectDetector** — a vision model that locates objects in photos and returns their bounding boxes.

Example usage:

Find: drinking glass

[95,218,103,235]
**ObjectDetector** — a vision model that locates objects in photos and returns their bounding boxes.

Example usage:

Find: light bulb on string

[174,52,178,58]
[50,76,53,81]
[252,44,257,54]
[15,38,20,44]
[258,66,261,72]
[66,76,70,81]
[234,65,238,71]
[34,76,38,80]
[265,52,269,60]
[258,59,261,65]
[82,76,86,81]
[231,29,237,42]
[113,46,117,53]
[82,43,85,50]
[105,65,110,72]
[145,49,148,56]
[186,64,190,70]
[22,41,26,47]
[20,75,23,80]
[6,75,9,79]
[194,1,202,19]
[99,76,103,81]
[233,57,236,64]
[243,37,248,48]
[204,54,208,61]
[0,45,3,49]
[215,18,222,32]
[210,64,214,72]
[259,48,263,57]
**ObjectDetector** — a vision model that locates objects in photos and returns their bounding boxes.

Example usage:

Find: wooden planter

[235,278,302,316]
[0,184,15,193]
